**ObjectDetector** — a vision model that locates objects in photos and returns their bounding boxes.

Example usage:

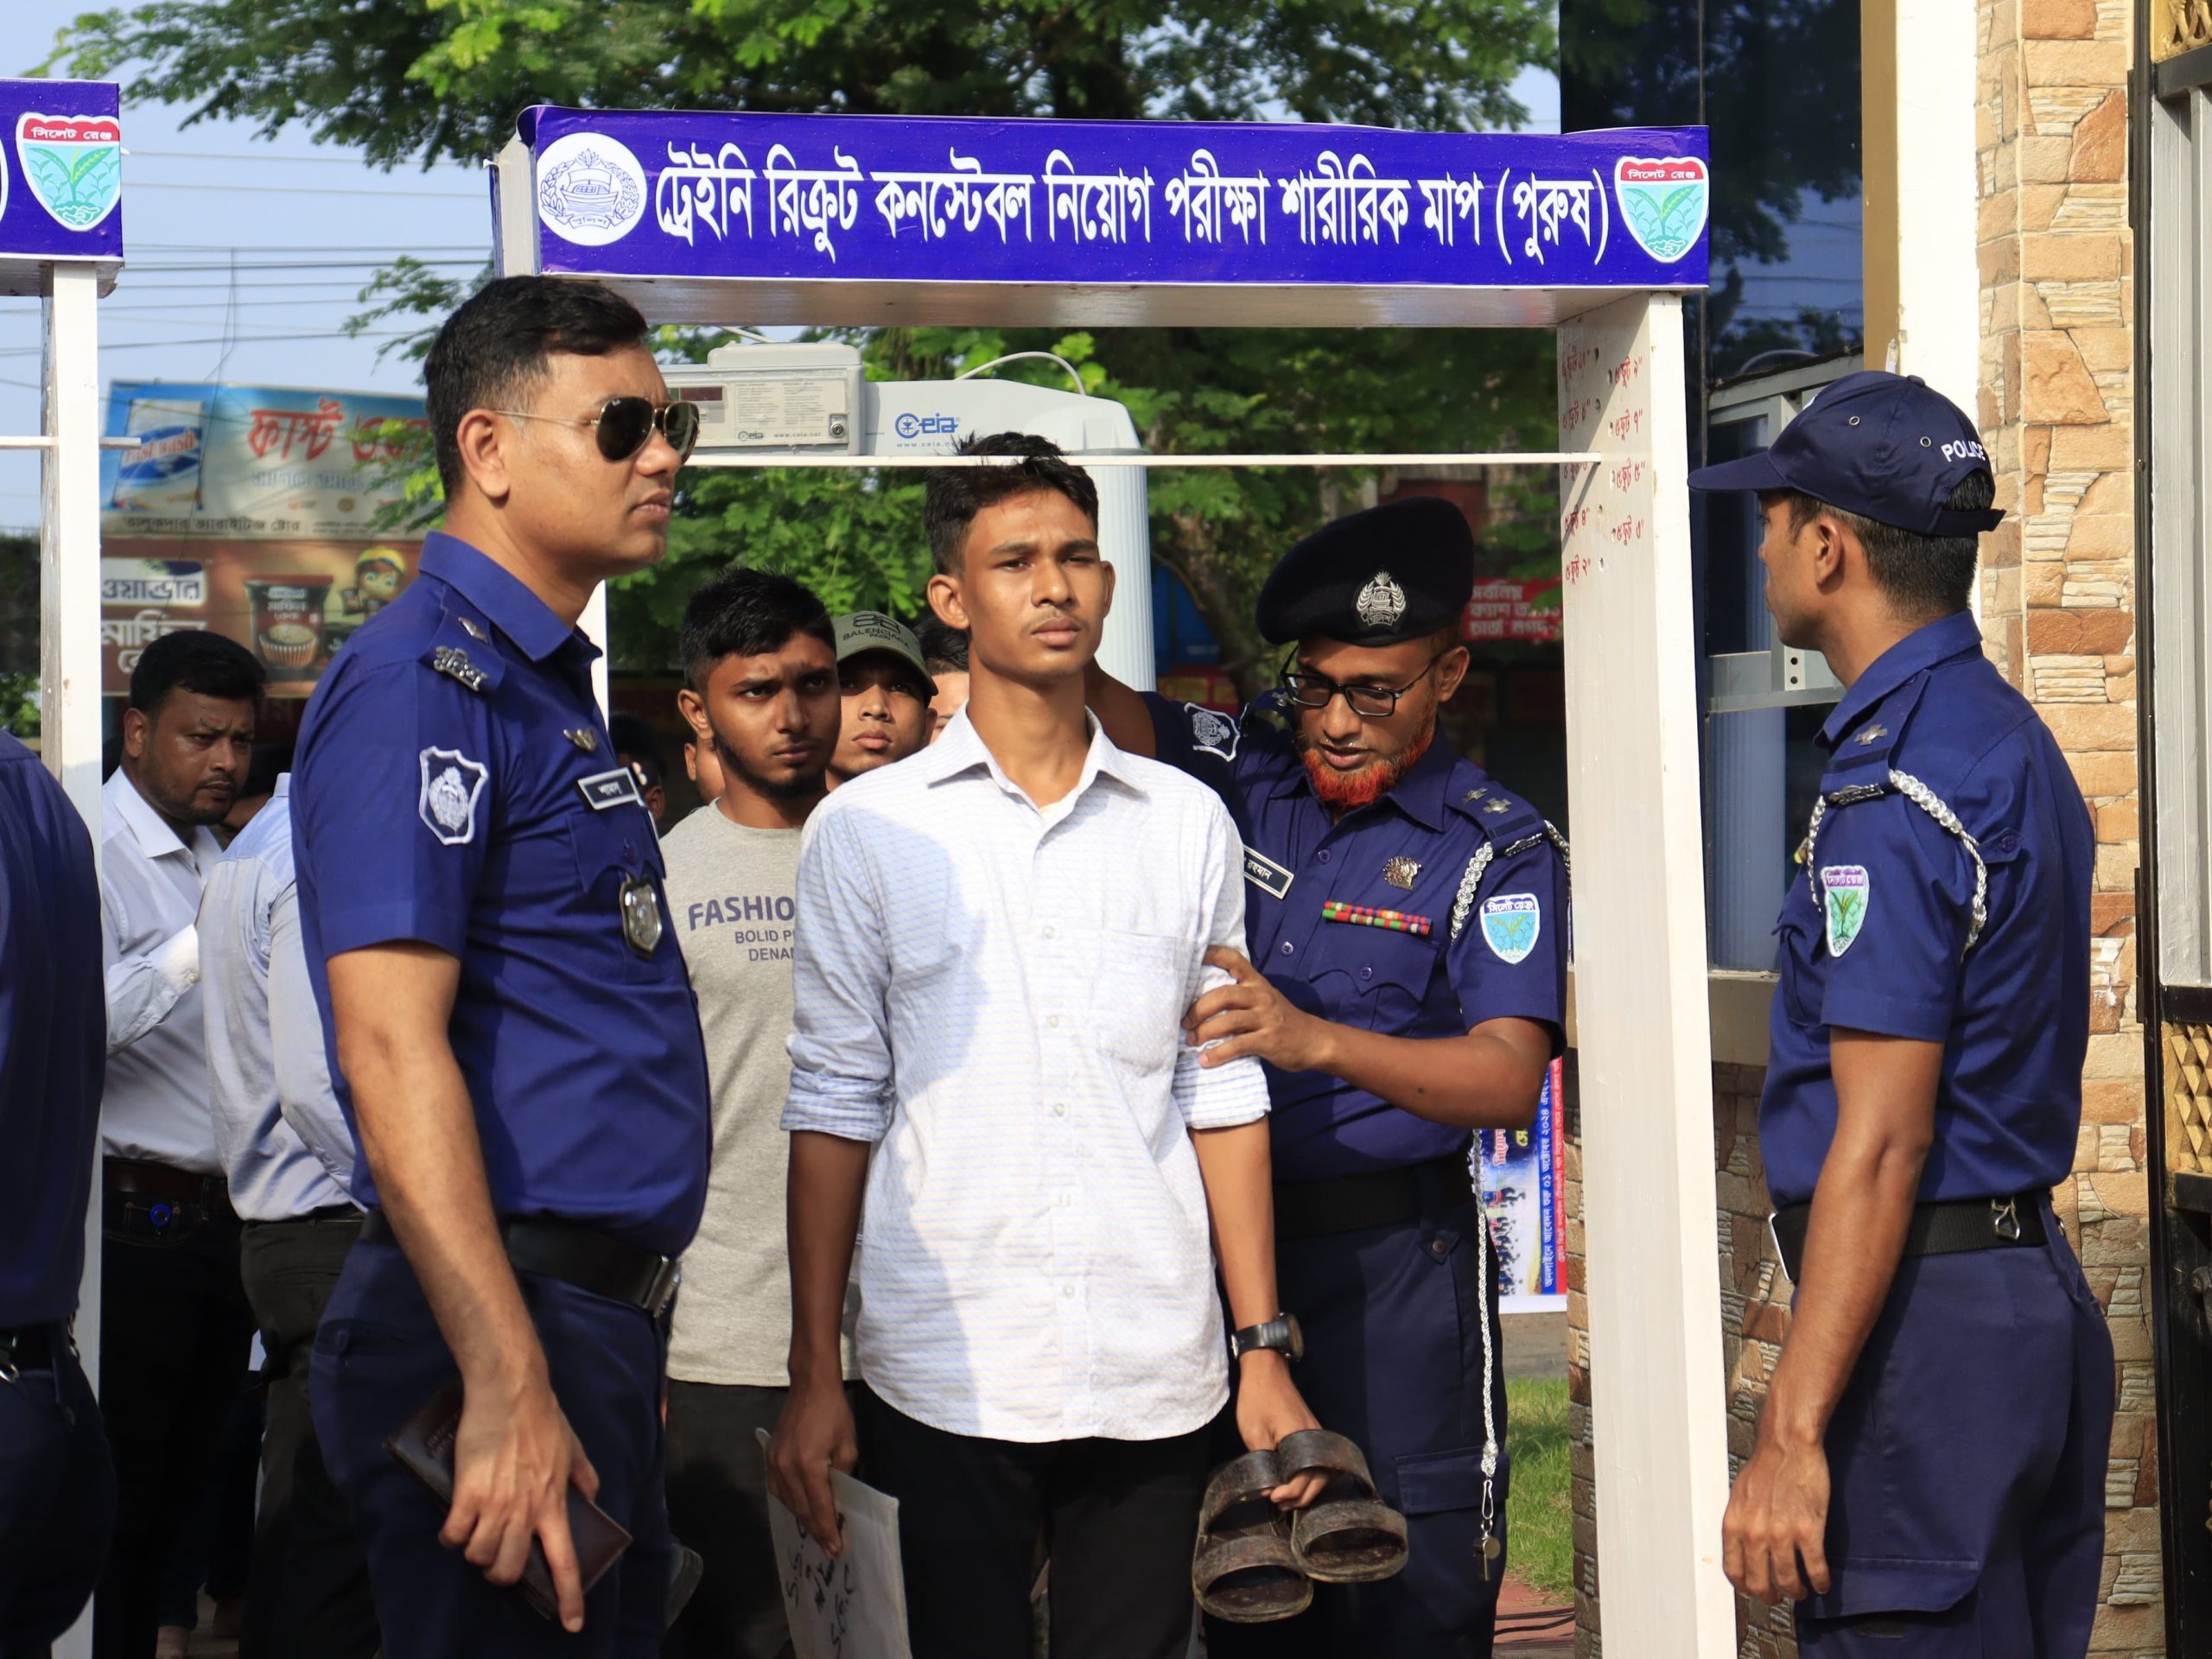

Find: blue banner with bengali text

[513,107,1707,294]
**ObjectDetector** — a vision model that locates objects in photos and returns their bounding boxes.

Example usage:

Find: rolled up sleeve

[1175,798,1271,1131]
[784,803,896,1142]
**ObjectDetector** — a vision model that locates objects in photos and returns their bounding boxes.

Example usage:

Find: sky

[0,1,1560,532]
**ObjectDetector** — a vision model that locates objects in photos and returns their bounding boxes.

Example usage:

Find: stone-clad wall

[1977,0,2160,1649]
[1564,2,2159,1649]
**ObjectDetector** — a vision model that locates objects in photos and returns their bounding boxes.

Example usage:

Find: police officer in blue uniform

[1691,372,2113,1653]
[293,277,711,1657]
[0,731,115,1652]
[1091,495,1568,1656]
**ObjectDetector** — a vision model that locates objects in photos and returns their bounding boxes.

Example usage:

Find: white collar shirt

[100,766,226,1172]
[784,710,1270,1443]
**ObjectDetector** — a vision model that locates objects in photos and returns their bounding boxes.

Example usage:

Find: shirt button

[1999,834,2019,854]
[1052,1102,1067,1117]
[1318,849,1331,863]
[1063,1284,1077,1299]
[1043,925,1058,939]
[1280,940,1294,957]
[1360,965,1374,981]
[1048,1014,1062,1028]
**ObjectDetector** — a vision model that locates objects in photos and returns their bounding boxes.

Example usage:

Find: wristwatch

[1229,1313,1304,1363]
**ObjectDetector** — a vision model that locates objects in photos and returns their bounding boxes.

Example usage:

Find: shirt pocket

[1775,880,1828,1028]
[1084,929,1192,1077]
[1315,927,1443,1032]
[563,804,672,981]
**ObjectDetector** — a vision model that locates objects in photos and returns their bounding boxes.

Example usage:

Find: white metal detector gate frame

[492,122,1732,1649]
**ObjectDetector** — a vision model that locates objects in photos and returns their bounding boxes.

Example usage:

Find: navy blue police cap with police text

[1686,371,2005,537]
[1255,495,1477,646]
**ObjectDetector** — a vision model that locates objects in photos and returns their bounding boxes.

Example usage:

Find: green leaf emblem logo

[1821,865,1871,958]
[1612,156,1708,265]
[16,112,124,232]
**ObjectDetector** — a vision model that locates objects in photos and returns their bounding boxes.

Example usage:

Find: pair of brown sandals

[1192,1429,1409,1623]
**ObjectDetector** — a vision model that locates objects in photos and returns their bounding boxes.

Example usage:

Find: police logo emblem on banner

[536,130,647,247]
[1186,703,1239,762]
[1478,893,1541,964]
[16,111,124,231]
[1612,155,1707,264]
[1821,865,1870,957]
[418,748,489,847]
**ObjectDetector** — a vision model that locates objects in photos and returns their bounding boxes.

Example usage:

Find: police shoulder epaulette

[1446,780,1571,940]
[1796,678,1987,954]
[420,609,503,697]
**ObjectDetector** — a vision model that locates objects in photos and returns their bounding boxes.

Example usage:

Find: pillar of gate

[1560,292,1734,1652]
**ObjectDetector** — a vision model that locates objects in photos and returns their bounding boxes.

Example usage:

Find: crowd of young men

[0,272,2113,1659]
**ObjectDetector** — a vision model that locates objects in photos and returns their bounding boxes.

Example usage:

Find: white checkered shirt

[785,711,1269,1442]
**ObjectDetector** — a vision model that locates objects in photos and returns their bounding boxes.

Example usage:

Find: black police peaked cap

[1255,496,1478,647]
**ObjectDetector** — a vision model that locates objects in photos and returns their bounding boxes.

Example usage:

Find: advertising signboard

[99,382,429,695]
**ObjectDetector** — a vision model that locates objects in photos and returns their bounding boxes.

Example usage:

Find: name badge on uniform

[577,768,644,811]
[1243,845,1295,901]
[619,874,664,957]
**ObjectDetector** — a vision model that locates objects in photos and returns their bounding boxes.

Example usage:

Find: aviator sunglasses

[493,395,703,464]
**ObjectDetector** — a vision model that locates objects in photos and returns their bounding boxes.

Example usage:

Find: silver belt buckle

[1991,1196,2022,1242]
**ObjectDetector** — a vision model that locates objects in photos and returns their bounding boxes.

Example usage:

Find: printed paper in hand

[754,1427,913,1659]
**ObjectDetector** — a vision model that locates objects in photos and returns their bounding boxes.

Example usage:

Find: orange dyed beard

[1298,721,1434,812]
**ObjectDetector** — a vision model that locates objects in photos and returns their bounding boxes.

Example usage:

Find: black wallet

[383,1380,633,1621]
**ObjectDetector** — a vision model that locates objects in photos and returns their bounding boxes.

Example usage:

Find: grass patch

[1506,1376,1574,1604]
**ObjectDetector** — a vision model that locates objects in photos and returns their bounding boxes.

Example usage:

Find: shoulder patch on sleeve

[419,748,489,845]
[1185,702,1240,762]
[1478,892,1542,963]
[1820,864,1870,957]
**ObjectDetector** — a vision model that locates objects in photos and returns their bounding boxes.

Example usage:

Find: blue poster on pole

[1477,1057,1567,1313]
[0,79,124,280]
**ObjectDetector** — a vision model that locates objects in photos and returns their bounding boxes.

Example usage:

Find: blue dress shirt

[1761,611,2094,1207]
[0,732,105,1325]
[292,533,711,1255]
[1147,692,1569,1180]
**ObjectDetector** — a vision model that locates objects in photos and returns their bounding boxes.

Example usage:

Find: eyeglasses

[493,396,702,464]
[1279,647,1455,719]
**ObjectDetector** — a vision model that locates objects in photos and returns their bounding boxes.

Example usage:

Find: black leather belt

[361,1211,681,1319]
[1274,1154,1474,1242]
[0,1324,63,1378]
[1770,1192,2047,1283]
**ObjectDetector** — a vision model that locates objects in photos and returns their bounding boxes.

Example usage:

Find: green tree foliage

[46,0,1561,694]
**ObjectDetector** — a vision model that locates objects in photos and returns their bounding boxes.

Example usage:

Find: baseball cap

[1686,371,2005,537]
[834,612,938,698]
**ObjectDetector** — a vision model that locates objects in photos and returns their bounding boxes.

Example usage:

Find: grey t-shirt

[662,804,854,1386]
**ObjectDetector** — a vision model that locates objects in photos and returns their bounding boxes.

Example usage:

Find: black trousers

[238,1213,378,1659]
[852,1383,1209,1659]
[662,1380,792,1659]
[95,1201,254,1659]
[0,1337,114,1658]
